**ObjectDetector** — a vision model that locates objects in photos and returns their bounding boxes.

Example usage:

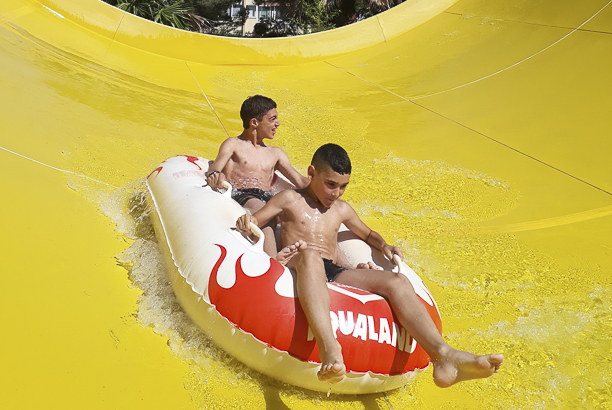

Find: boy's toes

[276,241,306,265]
[489,354,504,372]
[317,361,346,383]
[357,262,382,270]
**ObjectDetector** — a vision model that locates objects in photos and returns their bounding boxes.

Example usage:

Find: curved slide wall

[1,0,611,408]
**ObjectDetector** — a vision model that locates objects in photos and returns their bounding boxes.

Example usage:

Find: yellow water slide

[1,0,611,408]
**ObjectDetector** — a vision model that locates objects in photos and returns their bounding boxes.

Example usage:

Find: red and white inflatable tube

[146,155,442,394]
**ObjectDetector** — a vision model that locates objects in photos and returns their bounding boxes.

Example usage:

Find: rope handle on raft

[249,222,265,253]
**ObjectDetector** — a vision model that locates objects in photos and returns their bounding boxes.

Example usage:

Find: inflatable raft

[146,155,442,394]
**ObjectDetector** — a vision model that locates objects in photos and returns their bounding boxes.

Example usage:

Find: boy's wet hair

[311,143,352,175]
[240,95,277,129]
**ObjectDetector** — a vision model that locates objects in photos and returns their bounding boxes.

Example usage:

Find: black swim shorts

[231,188,273,207]
[323,258,347,282]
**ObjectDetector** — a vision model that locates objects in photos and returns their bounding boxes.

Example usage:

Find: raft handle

[392,254,406,275]
[250,222,265,253]
[221,181,233,199]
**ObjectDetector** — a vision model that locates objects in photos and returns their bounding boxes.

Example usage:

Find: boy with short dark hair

[236,143,504,386]
[207,95,309,262]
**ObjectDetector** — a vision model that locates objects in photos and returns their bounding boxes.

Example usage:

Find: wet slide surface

[1,0,611,408]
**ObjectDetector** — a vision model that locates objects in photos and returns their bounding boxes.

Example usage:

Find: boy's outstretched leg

[334,268,503,388]
[287,249,346,383]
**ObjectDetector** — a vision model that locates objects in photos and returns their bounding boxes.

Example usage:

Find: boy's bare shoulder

[334,198,351,208]
[275,188,300,201]
[270,145,289,157]
[334,198,357,216]
[220,136,240,148]
[269,188,303,208]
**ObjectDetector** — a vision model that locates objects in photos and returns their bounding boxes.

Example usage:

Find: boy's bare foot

[432,348,504,388]
[276,240,307,265]
[356,261,383,270]
[317,341,346,384]
[318,360,346,384]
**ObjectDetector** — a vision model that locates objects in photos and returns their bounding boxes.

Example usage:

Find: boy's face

[308,164,350,209]
[254,108,280,140]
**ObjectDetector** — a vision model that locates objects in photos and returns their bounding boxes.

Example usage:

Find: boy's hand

[207,171,226,191]
[236,214,258,236]
[383,244,403,265]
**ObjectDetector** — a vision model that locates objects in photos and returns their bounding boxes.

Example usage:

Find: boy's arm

[236,190,287,236]
[341,203,404,264]
[274,149,310,189]
[207,139,235,190]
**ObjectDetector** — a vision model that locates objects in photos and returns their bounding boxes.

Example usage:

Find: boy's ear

[250,118,258,128]
[307,165,316,179]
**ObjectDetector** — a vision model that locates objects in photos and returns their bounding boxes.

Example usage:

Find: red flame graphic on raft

[148,165,164,179]
[185,155,202,170]
[208,245,442,375]
[148,155,202,179]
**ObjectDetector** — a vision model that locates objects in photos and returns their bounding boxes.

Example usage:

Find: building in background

[229,1,283,35]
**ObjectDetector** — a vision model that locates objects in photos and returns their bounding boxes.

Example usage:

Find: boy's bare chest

[292,207,340,235]
[232,146,276,169]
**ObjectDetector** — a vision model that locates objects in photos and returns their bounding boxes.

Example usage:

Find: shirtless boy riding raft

[236,143,504,387]
[206,95,309,261]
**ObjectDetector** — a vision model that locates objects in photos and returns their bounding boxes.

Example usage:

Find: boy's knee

[382,274,414,297]
[296,249,324,268]
[245,198,265,213]
[300,248,321,261]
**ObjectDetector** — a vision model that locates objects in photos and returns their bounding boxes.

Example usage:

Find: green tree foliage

[193,0,234,20]
[103,0,402,36]
[152,1,192,28]
[328,0,403,26]
[289,0,338,33]
[253,0,338,36]
[110,0,192,29]
[104,0,241,34]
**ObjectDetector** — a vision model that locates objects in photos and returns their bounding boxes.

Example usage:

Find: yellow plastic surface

[1,0,610,408]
